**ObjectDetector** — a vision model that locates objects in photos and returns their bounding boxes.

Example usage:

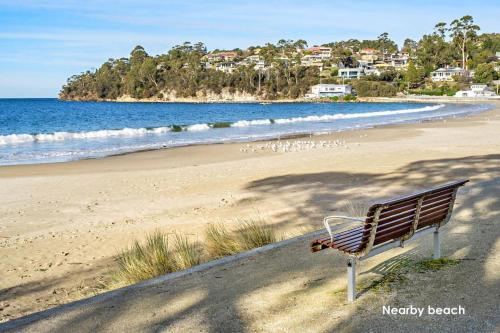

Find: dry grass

[205,220,280,258]
[113,231,174,285]
[204,223,242,258]
[343,200,371,218]
[172,233,202,269]
[112,220,280,287]
[236,219,279,250]
[112,231,203,285]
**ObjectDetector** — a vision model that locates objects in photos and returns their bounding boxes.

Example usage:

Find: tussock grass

[114,231,174,285]
[236,219,279,250]
[343,200,371,218]
[112,231,203,285]
[111,219,280,287]
[205,219,280,257]
[204,223,241,258]
[172,233,202,269]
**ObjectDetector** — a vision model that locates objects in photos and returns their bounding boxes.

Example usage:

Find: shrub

[352,81,397,97]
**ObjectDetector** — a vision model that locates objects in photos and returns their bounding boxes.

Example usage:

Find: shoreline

[0,101,499,322]
[58,95,500,104]
[0,101,493,167]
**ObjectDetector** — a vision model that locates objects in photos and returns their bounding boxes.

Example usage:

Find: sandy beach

[1,100,499,324]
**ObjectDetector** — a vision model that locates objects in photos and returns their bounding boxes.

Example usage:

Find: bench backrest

[355,179,468,256]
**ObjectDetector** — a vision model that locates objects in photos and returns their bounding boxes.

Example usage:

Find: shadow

[0,257,114,322]
[2,154,499,332]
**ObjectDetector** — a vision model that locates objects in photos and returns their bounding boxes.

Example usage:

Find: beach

[1,100,499,324]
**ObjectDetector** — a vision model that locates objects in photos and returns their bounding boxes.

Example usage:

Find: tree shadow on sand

[2,154,499,332]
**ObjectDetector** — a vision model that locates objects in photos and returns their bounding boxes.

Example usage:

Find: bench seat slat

[310,180,468,255]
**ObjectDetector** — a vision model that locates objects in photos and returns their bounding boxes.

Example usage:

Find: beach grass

[204,223,242,258]
[236,219,279,250]
[113,231,175,285]
[111,220,280,286]
[172,233,203,270]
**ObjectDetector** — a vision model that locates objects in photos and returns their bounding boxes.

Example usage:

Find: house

[338,67,364,79]
[454,84,497,97]
[243,55,267,70]
[206,51,238,62]
[358,48,379,62]
[387,54,410,69]
[306,84,352,98]
[430,67,471,82]
[307,46,332,59]
[215,62,237,73]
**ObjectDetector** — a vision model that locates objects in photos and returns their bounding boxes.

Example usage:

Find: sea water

[0,99,491,165]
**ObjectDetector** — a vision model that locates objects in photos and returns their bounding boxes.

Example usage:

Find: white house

[430,67,470,82]
[215,62,237,73]
[306,84,352,98]
[454,84,497,97]
[338,67,364,79]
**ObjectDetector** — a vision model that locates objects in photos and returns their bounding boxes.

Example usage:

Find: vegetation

[111,220,280,286]
[362,257,460,293]
[353,81,397,97]
[60,15,499,101]
[409,85,459,96]
[205,220,279,258]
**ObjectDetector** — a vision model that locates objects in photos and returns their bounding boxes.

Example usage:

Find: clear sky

[0,0,498,98]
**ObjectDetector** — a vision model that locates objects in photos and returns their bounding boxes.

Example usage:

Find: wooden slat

[374,222,412,240]
[310,180,468,253]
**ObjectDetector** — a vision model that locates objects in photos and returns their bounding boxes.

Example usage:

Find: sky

[0,0,499,98]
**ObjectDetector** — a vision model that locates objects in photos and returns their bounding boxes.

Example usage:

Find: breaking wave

[0,104,446,146]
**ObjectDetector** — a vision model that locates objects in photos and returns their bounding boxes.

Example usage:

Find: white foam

[231,119,272,127]
[273,104,446,124]
[187,123,210,131]
[0,127,171,146]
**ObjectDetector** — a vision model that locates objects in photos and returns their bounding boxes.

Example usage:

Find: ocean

[0,99,491,166]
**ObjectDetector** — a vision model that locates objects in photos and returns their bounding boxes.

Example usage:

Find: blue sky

[0,0,498,97]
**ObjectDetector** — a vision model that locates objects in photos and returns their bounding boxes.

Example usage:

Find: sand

[1,101,499,328]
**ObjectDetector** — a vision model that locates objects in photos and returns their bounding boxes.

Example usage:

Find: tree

[402,38,417,55]
[405,60,420,89]
[449,15,480,69]
[377,32,398,58]
[473,63,496,83]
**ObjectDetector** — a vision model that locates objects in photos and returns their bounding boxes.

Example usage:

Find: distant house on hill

[307,46,332,59]
[430,67,472,82]
[306,84,352,98]
[215,62,237,73]
[206,52,238,62]
[338,67,364,79]
[454,84,497,97]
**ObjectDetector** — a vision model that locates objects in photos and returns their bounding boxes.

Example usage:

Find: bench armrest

[323,215,365,242]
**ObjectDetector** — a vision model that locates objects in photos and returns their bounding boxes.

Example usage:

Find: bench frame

[313,180,468,302]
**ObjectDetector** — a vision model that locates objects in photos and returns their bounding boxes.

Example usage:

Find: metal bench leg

[347,258,356,302]
[433,229,441,259]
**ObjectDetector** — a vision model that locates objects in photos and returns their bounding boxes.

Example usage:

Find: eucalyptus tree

[449,15,480,69]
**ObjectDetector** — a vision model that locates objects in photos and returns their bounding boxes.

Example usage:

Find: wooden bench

[311,179,469,302]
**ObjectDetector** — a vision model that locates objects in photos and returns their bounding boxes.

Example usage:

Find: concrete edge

[0,229,327,331]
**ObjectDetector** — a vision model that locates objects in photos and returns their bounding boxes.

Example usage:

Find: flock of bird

[239,139,348,153]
